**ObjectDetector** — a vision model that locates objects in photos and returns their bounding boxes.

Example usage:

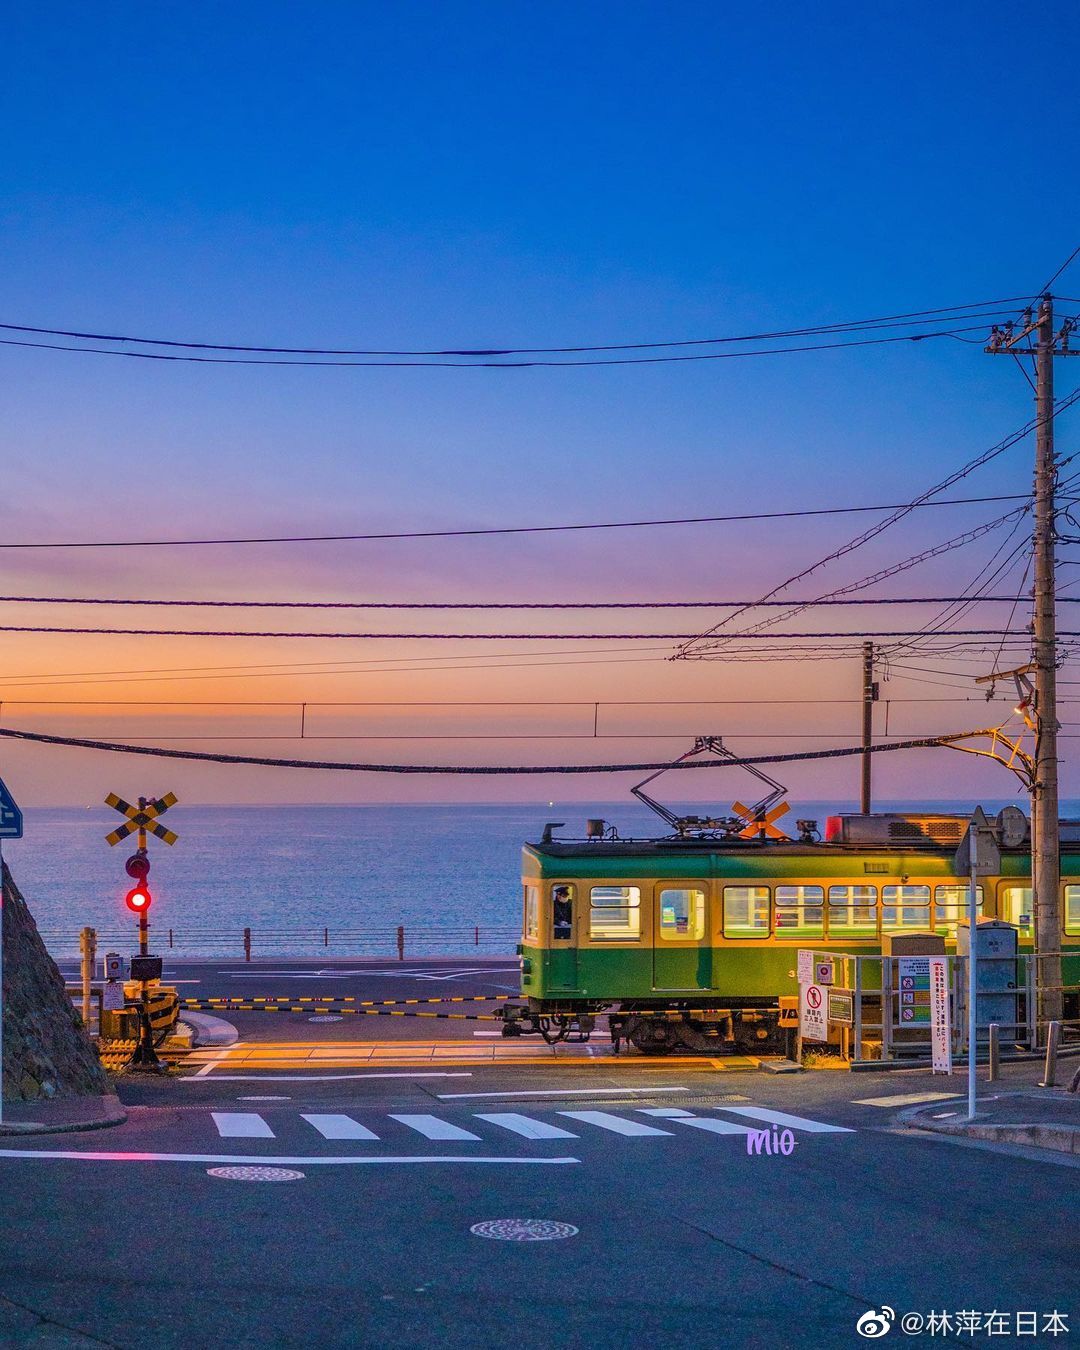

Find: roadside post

[0,775,24,1126]
[104,791,177,1073]
[79,927,97,1029]
[955,807,1001,1120]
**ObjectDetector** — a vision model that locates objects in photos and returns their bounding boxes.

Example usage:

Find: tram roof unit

[526,811,1080,860]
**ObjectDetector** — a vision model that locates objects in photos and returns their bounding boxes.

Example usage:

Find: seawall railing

[39,924,520,961]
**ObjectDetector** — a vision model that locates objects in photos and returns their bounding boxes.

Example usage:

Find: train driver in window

[552,886,573,940]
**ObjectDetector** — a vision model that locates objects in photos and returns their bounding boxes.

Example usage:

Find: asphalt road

[11,959,1075,1349]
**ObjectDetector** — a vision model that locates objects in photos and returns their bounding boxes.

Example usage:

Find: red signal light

[125,883,152,913]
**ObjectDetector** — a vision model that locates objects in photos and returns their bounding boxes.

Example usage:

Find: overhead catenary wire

[0,723,1018,774]
[0,493,1031,551]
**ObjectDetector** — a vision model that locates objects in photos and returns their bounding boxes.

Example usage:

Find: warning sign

[797,949,814,985]
[897,957,932,1025]
[815,960,835,986]
[800,983,828,1042]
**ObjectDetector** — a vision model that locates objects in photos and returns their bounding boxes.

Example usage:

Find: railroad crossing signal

[733,799,791,840]
[104,792,179,847]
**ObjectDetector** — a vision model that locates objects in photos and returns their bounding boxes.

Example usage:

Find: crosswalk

[207,1104,852,1144]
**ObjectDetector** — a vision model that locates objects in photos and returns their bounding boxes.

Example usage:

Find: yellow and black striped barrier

[179,994,513,1008]
[179,1002,502,1020]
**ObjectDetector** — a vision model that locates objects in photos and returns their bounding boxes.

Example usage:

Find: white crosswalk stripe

[673,1117,753,1136]
[211,1112,276,1139]
[719,1106,853,1134]
[301,1114,380,1141]
[388,1114,481,1141]
[557,1110,673,1137]
[474,1113,578,1140]
[207,1103,853,1145]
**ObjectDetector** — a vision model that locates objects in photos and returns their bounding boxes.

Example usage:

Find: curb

[177,1011,238,1048]
[902,1096,1080,1157]
[0,1093,127,1136]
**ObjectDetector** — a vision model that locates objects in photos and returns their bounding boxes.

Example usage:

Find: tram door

[548,883,578,991]
[652,884,710,991]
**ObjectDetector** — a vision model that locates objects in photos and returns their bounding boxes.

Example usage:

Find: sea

[3,797,1056,960]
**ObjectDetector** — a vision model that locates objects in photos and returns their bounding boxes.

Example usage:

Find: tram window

[1064,885,1080,936]
[827,886,877,936]
[1001,886,1034,937]
[881,884,931,931]
[933,885,984,933]
[658,888,705,941]
[589,885,641,941]
[552,884,575,941]
[524,885,540,941]
[775,885,824,936]
[723,886,770,938]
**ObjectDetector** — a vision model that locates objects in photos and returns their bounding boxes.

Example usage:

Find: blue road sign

[0,778,23,838]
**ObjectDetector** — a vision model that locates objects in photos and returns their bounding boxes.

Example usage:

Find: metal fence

[39,924,521,961]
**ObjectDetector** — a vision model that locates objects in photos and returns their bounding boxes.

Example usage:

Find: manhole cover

[308,1014,343,1023]
[470,1220,578,1242]
[206,1166,305,1182]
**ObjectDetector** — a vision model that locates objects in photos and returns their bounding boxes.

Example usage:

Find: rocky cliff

[1,862,108,1101]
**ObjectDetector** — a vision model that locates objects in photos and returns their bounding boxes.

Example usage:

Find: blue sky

[0,3,1078,805]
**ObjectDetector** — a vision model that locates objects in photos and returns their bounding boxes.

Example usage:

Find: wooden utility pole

[860,641,876,813]
[987,295,1079,1027]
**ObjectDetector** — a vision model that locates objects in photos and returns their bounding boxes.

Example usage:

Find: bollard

[1040,1020,1060,1088]
[988,1023,999,1082]
[475,925,479,946]
[324,927,329,948]
[168,928,174,949]
[396,924,405,961]
[244,927,252,962]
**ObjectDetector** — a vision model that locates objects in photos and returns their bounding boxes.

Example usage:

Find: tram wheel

[628,1019,676,1055]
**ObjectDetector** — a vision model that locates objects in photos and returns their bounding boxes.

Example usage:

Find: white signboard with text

[929,955,952,1073]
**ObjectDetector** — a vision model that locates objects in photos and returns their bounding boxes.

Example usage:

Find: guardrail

[40,924,521,961]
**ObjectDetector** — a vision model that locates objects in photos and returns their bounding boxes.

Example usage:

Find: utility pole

[987,295,1079,1028]
[860,641,876,813]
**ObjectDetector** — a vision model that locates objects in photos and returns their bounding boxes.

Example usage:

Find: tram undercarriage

[498,1000,788,1054]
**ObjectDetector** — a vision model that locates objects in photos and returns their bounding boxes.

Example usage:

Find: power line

[1040,246,1080,296]
[0,591,1064,611]
[0,299,1034,357]
[0,493,1029,551]
[678,384,1080,656]
[0,322,1025,368]
[0,624,1055,641]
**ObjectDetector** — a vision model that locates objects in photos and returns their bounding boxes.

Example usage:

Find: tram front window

[934,884,983,934]
[882,884,931,930]
[828,886,877,937]
[775,885,824,937]
[524,885,540,941]
[589,885,641,940]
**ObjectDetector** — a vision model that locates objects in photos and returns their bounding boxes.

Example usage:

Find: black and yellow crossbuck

[105,792,179,847]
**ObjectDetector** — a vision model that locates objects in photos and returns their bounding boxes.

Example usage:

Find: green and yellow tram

[507,811,1080,1052]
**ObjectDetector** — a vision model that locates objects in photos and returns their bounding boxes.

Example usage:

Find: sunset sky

[2,3,1079,807]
